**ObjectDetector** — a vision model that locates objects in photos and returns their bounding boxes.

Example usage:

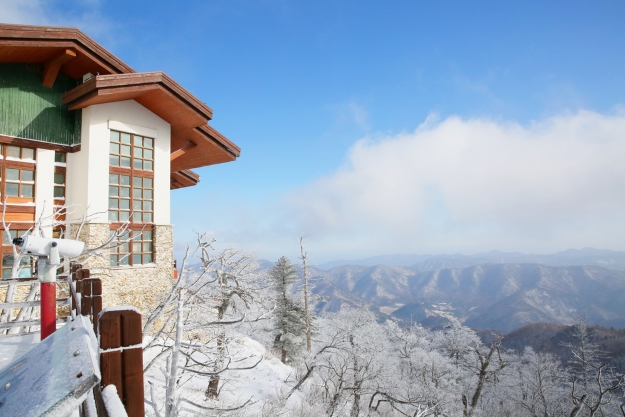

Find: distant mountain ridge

[317,248,625,272]
[307,263,625,333]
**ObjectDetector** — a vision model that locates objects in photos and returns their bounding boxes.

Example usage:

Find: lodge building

[0,24,240,309]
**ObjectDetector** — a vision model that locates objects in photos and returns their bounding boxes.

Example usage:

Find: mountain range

[306,261,625,333]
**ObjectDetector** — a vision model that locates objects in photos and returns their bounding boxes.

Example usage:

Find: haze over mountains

[303,248,625,333]
[317,248,625,271]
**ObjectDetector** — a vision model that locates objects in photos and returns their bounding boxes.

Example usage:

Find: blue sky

[4,1,625,263]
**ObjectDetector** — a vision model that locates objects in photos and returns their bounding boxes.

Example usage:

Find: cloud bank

[277,110,625,260]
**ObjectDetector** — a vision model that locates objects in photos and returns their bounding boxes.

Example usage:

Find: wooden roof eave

[62,72,213,120]
[171,169,200,190]
[0,24,134,76]
[169,125,239,172]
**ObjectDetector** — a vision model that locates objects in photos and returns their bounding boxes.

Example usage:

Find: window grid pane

[109,230,153,266]
[109,129,155,266]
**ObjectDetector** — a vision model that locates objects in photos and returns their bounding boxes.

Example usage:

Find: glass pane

[22,170,34,182]
[108,186,118,197]
[110,131,120,142]
[120,199,130,210]
[120,175,131,186]
[121,157,131,167]
[3,254,13,267]
[120,256,129,266]
[120,187,130,197]
[143,230,152,240]
[18,267,31,278]
[109,143,120,154]
[110,256,118,267]
[109,174,118,184]
[133,159,142,170]
[134,147,143,158]
[2,269,11,279]
[144,138,153,148]
[121,243,129,253]
[133,212,142,222]
[133,188,142,199]
[108,211,118,221]
[133,254,142,265]
[144,178,153,188]
[120,212,130,221]
[143,213,152,223]
[121,145,131,156]
[144,242,152,252]
[133,200,142,211]
[134,136,143,147]
[144,190,153,200]
[144,201,153,211]
[22,148,34,160]
[6,146,20,158]
[133,242,142,252]
[55,152,66,163]
[5,183,18,196]
[133,177,142,187]
[121,133,131,144]
[144,254,152,263]
[108,198,118,209]
[109,155,119,166]
[144,149,153,160]
[21,185,33,197]
[53,187,65,198]
[54,173,65,184]
[143,161,153,171]
[6,168,19,181]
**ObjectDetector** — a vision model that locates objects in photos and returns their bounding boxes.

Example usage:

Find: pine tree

[270,256,306,363]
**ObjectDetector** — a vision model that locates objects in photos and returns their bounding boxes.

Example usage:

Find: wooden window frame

[108,130,155,267]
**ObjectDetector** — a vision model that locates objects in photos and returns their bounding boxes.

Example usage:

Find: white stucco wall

[34,148,55,237]
[66,100,171,225]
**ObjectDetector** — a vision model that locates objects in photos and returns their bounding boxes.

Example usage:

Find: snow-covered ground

[144,334,301,416]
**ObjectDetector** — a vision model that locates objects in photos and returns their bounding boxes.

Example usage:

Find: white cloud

[0,0,49,24]
[280,110,625,259]
[0,1,113,41]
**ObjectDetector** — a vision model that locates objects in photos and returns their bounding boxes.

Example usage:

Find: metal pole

[38,242,60,340]
[40,281,56,339]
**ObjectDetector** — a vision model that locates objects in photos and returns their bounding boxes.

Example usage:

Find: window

[109,131,154,171]
[3,145,35,161]
[54,152,66,163]
[5,168,34,197]
[0,144,36,203]
[109,229,153,267]
[108,130,154,266]
[53,172,65,198]
[1,230,33,278]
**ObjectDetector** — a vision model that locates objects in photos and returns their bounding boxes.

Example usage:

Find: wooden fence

[0,262,144,417]
[99,308,145,417]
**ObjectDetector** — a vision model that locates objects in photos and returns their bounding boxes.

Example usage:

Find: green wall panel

[0,64,81,145]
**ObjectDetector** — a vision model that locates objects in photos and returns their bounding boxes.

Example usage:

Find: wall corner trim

[108,120,158,139]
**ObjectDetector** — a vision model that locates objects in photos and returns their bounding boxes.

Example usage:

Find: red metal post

[40,282,56,340]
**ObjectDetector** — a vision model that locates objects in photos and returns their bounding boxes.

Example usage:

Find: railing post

[99,308,145,417]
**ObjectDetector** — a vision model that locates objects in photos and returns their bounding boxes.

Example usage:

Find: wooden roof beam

[170,141,197,161]
[42,48,76,87]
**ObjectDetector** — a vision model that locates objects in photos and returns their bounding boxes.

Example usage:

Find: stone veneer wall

[68,223,174,315]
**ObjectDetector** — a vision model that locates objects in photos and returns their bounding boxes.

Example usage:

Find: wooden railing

[0,263,144,417]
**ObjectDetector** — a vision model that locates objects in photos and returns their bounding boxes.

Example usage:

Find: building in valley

[0,23,240,310]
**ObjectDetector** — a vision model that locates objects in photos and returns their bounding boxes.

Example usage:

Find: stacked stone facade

[69,223,174,315]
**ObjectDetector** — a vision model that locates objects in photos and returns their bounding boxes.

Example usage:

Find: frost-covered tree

[143,235,270,416]
[270,256,306,363]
